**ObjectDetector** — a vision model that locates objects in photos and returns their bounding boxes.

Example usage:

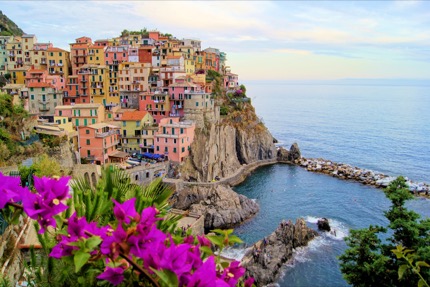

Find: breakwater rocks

[241,219,318,286]
[170,184,259,232]
[297,157,430,194]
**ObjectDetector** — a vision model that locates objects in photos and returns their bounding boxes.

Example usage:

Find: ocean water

[230,81,430,286]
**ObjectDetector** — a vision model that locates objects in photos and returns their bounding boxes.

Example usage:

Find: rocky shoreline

[241,219,318,286]
[296,157,430,195]
[277,145,430,195]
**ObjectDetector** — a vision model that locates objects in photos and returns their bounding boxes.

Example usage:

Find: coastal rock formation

[277,143,302,162]
[242,219,318,286]
[180,117,276,182]
[317,218,331,232]
[170,184,259,231]
[297,157,430,194]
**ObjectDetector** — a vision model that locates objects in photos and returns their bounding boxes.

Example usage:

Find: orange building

[78,123,120,165]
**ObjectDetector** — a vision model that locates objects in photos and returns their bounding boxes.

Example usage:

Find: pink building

[168,78,203,117]
[78,123,120,165]
[224,72,239,90]
[138,91,170,123]
[154,117,195,163]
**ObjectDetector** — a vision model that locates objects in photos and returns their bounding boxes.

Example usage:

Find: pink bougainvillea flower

[187,256,218,287]
[97,266,125,286]
[159,243,192,278]
[113,198,138,224]
[33,176,71,202]
[0,172,25,208]
[50,234,78,258]
[244,277,255,287]
[219,260,246,287]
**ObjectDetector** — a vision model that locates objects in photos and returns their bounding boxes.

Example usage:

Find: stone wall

[126,162,168,185]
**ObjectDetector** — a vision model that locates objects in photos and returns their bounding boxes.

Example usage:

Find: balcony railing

[95,130,117,138]
[39,106,50,112]
[38,100,50,105]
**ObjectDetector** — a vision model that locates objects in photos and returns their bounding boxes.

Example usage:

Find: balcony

[81,79,87,82]
[49,62,55,66]
[9,52,15,57]
[39,106,50,112]
[38,100,50,105]
[57,63,63,67]
[95,130,117,138]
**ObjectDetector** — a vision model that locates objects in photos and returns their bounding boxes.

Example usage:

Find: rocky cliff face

[170,184,259,232]
[242,219,318,286]
[181,119,276,182]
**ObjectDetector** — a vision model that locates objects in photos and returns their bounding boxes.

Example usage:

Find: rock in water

[276,147,290,161]
[317,217,331,232]
[287,142,301,162]
[242,219,318,286]
[171,184,259,231]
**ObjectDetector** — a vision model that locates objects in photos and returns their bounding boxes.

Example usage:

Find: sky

[2,1,430,81]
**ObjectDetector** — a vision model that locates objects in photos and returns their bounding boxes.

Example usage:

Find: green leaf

[73,250,91,272]
[199,246,213,256]
[227,235,243,244]
[207,235,223,248]
[85,236,102,250]
[398,264,408,280]
[211,229,225,235]
[418,278,426,287]
[416,261,430,268]
[152,269,178,287]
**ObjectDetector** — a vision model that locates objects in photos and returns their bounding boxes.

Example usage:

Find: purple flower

[137,206,160,234]
[67,212,88,238]
[187,256,217,287]
[33,176,71,202]
[113,198,138,224]
[0,172,25,209]
[129,226,166,260]
[197,235,211,248]
[159,243,192,279]
[97,266,125,286]
[101,224,128,259]
[21,188,43,219]
[244,277,255,287]
[219,260,245,287]
[50,235,78,258]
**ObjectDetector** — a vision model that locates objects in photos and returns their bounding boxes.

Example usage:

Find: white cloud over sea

[2,1,430,80]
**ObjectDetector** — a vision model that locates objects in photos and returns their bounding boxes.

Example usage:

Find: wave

[221,246,248,261]
[304,216,349,240]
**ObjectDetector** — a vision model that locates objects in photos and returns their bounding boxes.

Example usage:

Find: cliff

[180,102,276,182]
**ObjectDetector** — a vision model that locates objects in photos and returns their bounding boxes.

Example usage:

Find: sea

[224,80,430,286]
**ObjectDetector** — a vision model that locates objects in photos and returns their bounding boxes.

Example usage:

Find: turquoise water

[233,81,430,286]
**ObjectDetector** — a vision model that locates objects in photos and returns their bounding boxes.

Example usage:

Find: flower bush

[0,171,254,287]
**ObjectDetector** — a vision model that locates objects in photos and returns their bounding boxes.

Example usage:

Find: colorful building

[87,45,106,66]
[28,82,63,117]
[138,91,170,123]
[154,117,195,163]
[70,36,92,75]
[69,103,105,127]
[0,36,13,75]
[46,47,71,79]
[120,111,156,154]
[78,123,120,165]
[168,78,203,117]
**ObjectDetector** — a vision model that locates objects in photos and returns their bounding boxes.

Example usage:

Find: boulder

[170,184,259,231]
[317,218,331,232]
[242,219,318,286]
[287,143,301,162]
[276,147,289,161]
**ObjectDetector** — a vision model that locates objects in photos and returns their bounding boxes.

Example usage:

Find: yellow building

[9,67,28,84]
[118,62,150,92]
[87,45,106,66]
[31,43,52,70]
[79,64,110,106]
[47,47,71,79]
[120,111,155,154]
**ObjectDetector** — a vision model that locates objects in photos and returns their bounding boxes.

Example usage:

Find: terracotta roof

[27,82,54,88]
[47,47,68,53]
[71,44,89,49]
[121,111,148,121]
[89,45,105,49]
[27,68,46,74]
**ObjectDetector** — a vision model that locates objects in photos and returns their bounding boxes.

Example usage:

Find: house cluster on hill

[0,31,240,166]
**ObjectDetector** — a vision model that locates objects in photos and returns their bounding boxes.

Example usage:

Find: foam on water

[221,246,248,261]
[304,216,349,240]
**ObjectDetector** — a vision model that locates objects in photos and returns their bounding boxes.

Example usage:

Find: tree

[339,176,430,286]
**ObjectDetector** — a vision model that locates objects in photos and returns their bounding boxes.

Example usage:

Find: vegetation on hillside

[0,93,44,166]
[339,176,430,286]
[0,10,24,36]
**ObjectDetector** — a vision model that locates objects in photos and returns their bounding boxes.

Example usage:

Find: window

[196,102,199,107]
[136,121,140,127]
[53,94,57,100]
[156,146,159,151]
[86,139,90,145]
[30,87,34,91]
[92,119,96,124]
[86,129,90,134]
[182,147,185,152]
[180,128,184,134]
[173,139,176,144]
[164,147,168,152]
[123,121,126,127]
[173,148,177,153]
[30,95,34,100]
[165,138,168,143]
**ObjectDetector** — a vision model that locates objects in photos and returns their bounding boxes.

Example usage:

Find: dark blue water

[232,82,430,286]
